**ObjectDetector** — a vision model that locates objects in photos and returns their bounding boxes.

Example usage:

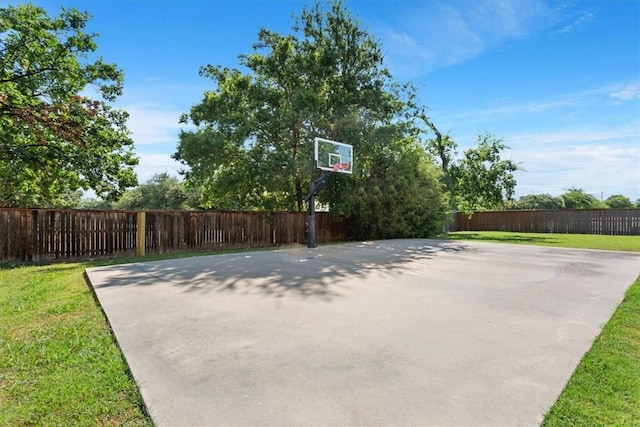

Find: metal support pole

[307,192,317,248]
[307,170,333,248]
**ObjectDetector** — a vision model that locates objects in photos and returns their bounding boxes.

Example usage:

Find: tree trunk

[423,116,448,174]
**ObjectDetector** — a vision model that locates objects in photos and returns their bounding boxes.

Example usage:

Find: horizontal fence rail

[453,209,640,235]
[0,209,346,263]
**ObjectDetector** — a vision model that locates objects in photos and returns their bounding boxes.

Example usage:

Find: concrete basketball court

[86,239,640,426]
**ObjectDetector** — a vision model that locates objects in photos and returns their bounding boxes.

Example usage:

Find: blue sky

[31,0,640,200]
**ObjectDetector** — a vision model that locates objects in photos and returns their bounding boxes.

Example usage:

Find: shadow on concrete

[450,232,558,244]
[88,239,470,300]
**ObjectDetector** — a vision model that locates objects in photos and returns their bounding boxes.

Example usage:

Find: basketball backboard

[314,137,353,174]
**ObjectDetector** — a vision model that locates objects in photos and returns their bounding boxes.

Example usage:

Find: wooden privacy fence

[0,209,346,263]
[453,209,640,235]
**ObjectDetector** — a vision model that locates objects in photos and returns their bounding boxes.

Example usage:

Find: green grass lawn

[0,248,274,425]
[446,231,640,252]
[1,235,639,425]
[0,261,152,426]
[542,276,640,426]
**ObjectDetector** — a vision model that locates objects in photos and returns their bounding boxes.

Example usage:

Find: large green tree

[175,1,444,237]
[453,133,518,212]
[114,172,200,210]
[604,194,634,209]
[0,4,137,207]
[424,121,518,213]
[508,193,563,210]
[559,188,604,209]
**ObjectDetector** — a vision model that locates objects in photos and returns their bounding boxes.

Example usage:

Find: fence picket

[0,208,345,262]
[453,209,640,235]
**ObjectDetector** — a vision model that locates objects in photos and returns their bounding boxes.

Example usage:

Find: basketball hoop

[314,137,353,174]
[309,137,354,248]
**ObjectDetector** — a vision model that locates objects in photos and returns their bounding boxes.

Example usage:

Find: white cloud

[443,96,580,121]
[550,1,595,34]
[507,126,639,147]
[435,80,640,125]
[377,0,550,76]
[610,83,640,102]
[507,129,640,199]
[425,79,640,199]
[466,0,547,38]
[135,153,186,183]
[375,0,605,78]
[123,102,184,145]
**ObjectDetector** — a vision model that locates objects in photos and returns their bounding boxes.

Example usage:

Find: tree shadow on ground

[86,239,471,300]
[449,233,559,244]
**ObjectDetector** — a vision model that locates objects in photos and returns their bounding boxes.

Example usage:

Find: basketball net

[332,162,350,172]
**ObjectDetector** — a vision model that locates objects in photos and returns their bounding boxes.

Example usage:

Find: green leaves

[114,173,197,210]
[175,1,445,238]
[508,194,563,210]
[507,191,637,210]
[0,4,136,207]
[559,188,605,209]
[333,142,445,239]
[426,126,519,214]
[453,133,518,213]
[604,195,634,209]
[179,2,388,206]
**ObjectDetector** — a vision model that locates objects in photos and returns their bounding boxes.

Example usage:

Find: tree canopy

[559,188,604,209]
[175,1,444,238]
[507,193,563,210]
[506,190,639,210]
[424,121,518,213]
[0,4,137,207]
[452,133,518,212]
[114,173,200,210]
[604,194,634,209]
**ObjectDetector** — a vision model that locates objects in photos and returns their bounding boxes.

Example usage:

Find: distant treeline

[506,188,638,210]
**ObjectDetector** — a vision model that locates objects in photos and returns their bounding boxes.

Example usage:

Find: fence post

[136,211,146,257]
